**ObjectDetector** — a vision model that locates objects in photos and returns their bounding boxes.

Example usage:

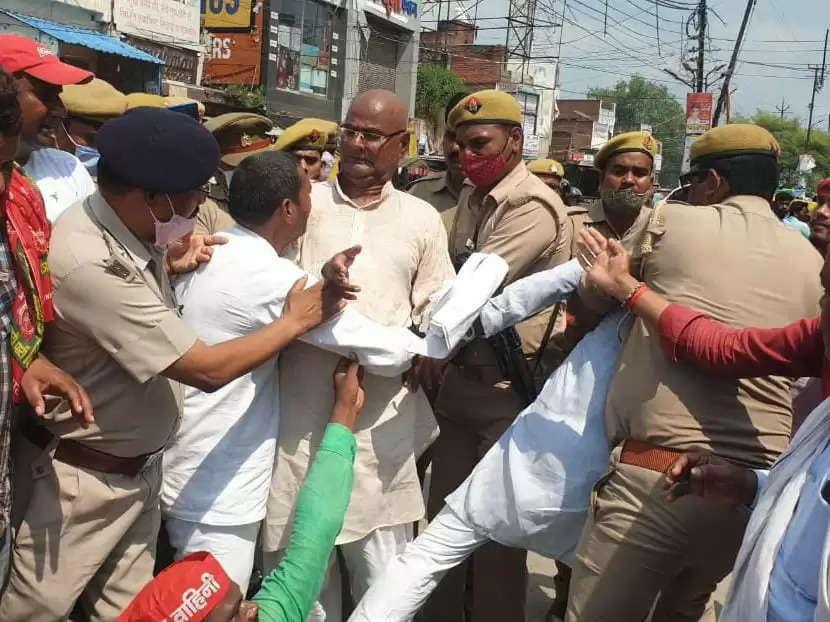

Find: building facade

[550,99,617,163]
[263,0,420,124]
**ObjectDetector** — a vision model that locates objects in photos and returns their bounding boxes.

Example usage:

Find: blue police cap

[97,106,220,193]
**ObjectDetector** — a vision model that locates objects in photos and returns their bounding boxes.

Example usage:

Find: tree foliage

[732,111,830,192]
[223,85,266,111]
[415,64,466,123]
[587,75,686,186]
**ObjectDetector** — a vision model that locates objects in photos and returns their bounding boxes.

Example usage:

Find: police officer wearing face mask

[0,106,339,619]
[417,90,571,622]
[57,78,128,178]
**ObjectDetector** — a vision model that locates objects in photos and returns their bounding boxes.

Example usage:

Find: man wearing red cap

[0,35,96,220]
[811,179,830,255]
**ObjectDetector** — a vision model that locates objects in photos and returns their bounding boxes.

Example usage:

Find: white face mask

[146,193,196,249]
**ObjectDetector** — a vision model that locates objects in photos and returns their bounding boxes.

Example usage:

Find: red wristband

[625,283,650,309]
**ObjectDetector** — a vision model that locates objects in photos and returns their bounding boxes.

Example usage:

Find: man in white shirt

[0,35,96,221]
[162,150,429,593]
[263,90,455,619]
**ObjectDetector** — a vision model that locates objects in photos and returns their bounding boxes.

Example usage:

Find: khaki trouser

[0,433,161,621]
[566,445,750,622]
[423,363,528,622]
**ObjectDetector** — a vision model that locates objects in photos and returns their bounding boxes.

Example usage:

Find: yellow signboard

[201,0,252,30]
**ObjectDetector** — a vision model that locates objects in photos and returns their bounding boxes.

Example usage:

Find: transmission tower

[506,0,538,84]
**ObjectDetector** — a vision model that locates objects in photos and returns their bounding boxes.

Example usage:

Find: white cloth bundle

[418,252,509,359]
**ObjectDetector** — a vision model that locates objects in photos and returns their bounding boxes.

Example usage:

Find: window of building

[274,0,333,97]
[516,91,539,136]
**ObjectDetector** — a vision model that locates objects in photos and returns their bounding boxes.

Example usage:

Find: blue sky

[422,0,829,127]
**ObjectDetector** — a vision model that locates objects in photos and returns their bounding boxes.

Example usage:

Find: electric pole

[695,0,707,92]
[806,28,828,151]
[712,0,755,126]
[775,97,790,120]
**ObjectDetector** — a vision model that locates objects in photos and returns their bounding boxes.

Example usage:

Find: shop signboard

[201,0,252,30]
[115,0,201,46]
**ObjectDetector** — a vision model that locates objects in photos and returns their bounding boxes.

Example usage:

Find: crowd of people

[0,30,828,622]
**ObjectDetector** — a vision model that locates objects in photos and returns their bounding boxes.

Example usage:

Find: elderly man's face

[339,106,408,183]
[15,73,64,149]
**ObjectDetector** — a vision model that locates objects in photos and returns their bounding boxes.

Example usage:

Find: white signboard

[114,0,200,46]
[57,0,112,20]
[523,134,540,158]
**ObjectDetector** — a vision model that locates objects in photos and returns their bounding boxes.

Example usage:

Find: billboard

[203,3,262,84]
[201,0,252,30]
[686,92,713,135]
[114,0,201,46]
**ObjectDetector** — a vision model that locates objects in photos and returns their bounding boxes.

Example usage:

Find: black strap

[532,301,562,380]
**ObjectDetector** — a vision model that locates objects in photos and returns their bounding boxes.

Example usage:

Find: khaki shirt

[265,179,455,548]
[436,160,570,424]
[195,197,236,237]
[41,192,197,457]
[408,171,460,234]
[607,195,823,468]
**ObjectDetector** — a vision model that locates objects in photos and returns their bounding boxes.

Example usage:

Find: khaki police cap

[275,118,338,152]
[125,92,166,110]
[60,78,126,122]
[690,123,780,164]
[447,90,522,131]
[594,131,657,170]
[527,158,564,177]
[204,112,275,168]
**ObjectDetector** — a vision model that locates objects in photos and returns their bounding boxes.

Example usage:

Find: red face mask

[460,136,511,187]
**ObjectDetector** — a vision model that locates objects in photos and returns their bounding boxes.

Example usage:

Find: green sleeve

[252,423,356,622]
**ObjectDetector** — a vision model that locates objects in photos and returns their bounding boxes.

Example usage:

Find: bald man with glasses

[262,90,454,620]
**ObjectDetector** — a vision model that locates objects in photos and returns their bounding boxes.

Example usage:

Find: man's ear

[510,127,524,155]
[280,197,295,222]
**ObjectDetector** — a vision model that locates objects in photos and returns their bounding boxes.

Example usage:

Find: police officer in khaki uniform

[197,112,279,236]
[57,78,126,175]
[274,117,338,182]
[0,107,338,620]
[408,92,467,234]
[420,90,570,622]
[535,133,657,620]
[527,157,565,196]
[566,125,823,621]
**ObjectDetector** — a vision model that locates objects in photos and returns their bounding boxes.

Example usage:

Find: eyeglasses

[297,154,321,166]
[339,126,407,146]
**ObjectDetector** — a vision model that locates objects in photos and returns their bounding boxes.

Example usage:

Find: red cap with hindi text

[118,551,232,622]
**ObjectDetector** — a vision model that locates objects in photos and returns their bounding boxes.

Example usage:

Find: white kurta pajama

[350,260,624,622]
[263,179,456,616]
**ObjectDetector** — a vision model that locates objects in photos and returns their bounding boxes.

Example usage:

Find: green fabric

[252,423,356,622]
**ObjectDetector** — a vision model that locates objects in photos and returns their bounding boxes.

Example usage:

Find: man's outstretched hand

[331,358,365,431]
[322,245,362,301]
[664,451,757,507]
[22,355,94,428]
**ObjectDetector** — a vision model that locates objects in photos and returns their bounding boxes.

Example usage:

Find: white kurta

[264,179,456,549]
[163,226,428,526]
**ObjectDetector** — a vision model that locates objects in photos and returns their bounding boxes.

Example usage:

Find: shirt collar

[723,195,777,217]
[88,191,153,270]
[484,160,530,207]
[333,176,395,209]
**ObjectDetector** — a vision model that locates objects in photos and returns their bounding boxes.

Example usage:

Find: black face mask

[600,187,650,218]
